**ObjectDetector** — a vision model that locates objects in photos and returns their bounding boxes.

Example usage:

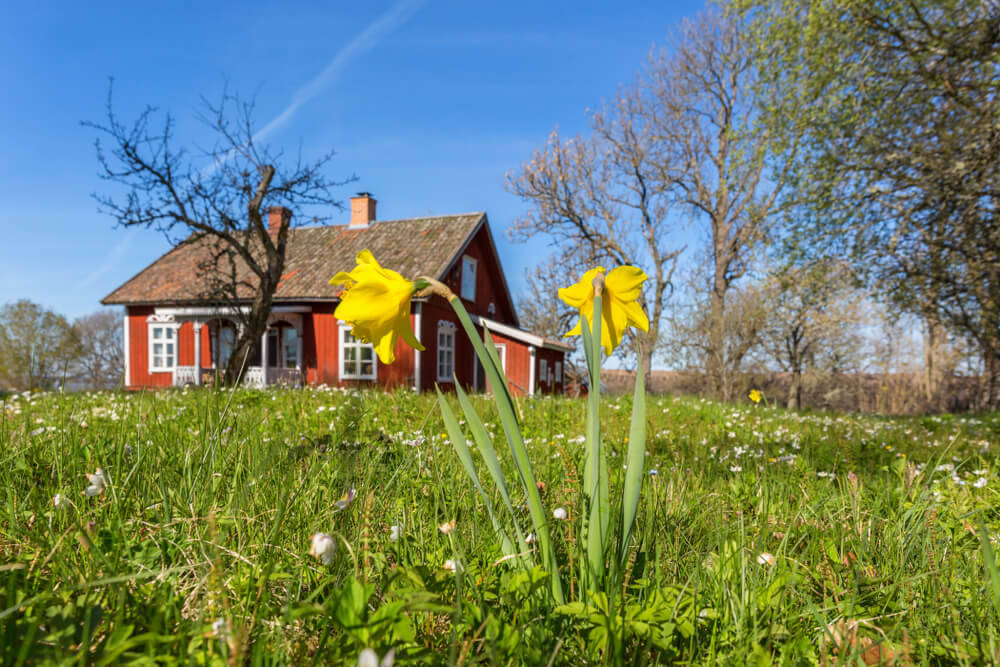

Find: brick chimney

[268,206,292,238]
[349,193,376,229]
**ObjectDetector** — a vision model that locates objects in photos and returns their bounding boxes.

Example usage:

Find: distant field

[2,387,999,664]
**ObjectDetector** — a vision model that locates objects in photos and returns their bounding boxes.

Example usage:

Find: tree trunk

[923,314,944,408]
[708,271,728,400]
[983,342,1000,410]
[787,369,802,410]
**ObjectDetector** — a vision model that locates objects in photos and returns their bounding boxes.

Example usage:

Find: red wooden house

[102,194,571,395]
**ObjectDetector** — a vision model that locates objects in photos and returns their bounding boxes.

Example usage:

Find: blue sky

[0,0,706,320]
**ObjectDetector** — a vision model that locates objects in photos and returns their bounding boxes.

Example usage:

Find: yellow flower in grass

[330,250,425,364]
[559,266,649,355]
[749,389,762,404]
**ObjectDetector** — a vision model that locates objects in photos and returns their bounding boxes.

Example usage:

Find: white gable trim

[468,314,573,352]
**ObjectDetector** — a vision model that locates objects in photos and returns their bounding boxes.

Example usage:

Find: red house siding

[125,306,169,388]
[440,227,517,325]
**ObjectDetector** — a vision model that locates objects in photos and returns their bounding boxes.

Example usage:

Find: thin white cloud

[78,227,137,291]
[254,0,424,143]
[202,0,423,176]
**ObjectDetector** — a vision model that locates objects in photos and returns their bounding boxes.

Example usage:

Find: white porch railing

[243,367,266,388]
[173,366,199,386]
[172,366,302,388]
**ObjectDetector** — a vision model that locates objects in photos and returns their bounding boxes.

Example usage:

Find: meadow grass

[1,386,999,664]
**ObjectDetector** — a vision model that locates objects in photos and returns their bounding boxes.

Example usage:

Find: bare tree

[507,10,795,393]
[72,309,125,390]
[758,261,866,409]
[87,82,351,383]
[506,85,683,381]
[649,11,797,399]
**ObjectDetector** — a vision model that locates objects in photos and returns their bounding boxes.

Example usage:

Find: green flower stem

[419,277,563,604]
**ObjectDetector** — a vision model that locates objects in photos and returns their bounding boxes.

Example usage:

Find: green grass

[2,386,999,664]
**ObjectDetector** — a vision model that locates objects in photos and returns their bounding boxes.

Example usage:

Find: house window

[437,322,456,381]
[539,359,548,384]
[282,327,298,369]
[555,361,563,384]
[461,255,477,301]
[266,323,299,369]
[340,327,376,380]
[495,344,506,372]
[148,323,176,372]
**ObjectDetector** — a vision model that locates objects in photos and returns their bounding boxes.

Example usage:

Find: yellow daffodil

[749,389,762,404]
[559,266,649,355]
[330,250,425,364]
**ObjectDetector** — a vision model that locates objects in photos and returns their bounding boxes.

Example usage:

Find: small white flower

[309,532,337,564]
[211,617,229,640]
[84,468,107,497]
[439,519,456,535]
[973,477,988,489]
[442,559,462,572]
[389,524,401,542]
[358,647,395,667]
[729,465,742,473]
[53,493,64,508]
[525,533,537,545]
[757,552,775,566]
[335,487,356,510]
[552,507,568,520]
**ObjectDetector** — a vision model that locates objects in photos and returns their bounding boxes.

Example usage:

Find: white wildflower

[757,552,775,566]
[84,468,107,496]
[309,532,337,565]
[439,520,456,535]
[389,524,401,542]
[442,559,462,572]
[553,507,568,520]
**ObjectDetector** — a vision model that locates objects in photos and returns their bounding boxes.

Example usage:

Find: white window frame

[555,361,563,384]
[339,325,377,381]
[495,344,507,373]
[147,316,178,374]
[461,255,477,301]
[437,321,456,382]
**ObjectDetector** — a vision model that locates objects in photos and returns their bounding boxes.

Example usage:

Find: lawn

[2,386,999,664]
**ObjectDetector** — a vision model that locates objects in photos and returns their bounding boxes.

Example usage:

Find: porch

[147,306,310,388]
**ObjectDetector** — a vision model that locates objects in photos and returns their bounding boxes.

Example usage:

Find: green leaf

[447,296,564,604]
[436,385,514,556]
[453,381,533,563]
[620,368,646,564]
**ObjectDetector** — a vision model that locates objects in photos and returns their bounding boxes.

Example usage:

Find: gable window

[437,321,456,381]
[340,326,376,380]
[555,361,563,384]
[461,255,477,301]
[148,320,177,373]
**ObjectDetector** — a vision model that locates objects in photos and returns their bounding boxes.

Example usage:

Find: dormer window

[461,255,477,301]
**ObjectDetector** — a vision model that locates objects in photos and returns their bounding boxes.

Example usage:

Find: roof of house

[102,212,497,306]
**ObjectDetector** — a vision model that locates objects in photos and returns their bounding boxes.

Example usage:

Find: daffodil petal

[558,267,605,308]
[330,271,354,286]
[618,299,649,332]
[375,329,397,364]
[605,265,647,301]
[397,317,425,352]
